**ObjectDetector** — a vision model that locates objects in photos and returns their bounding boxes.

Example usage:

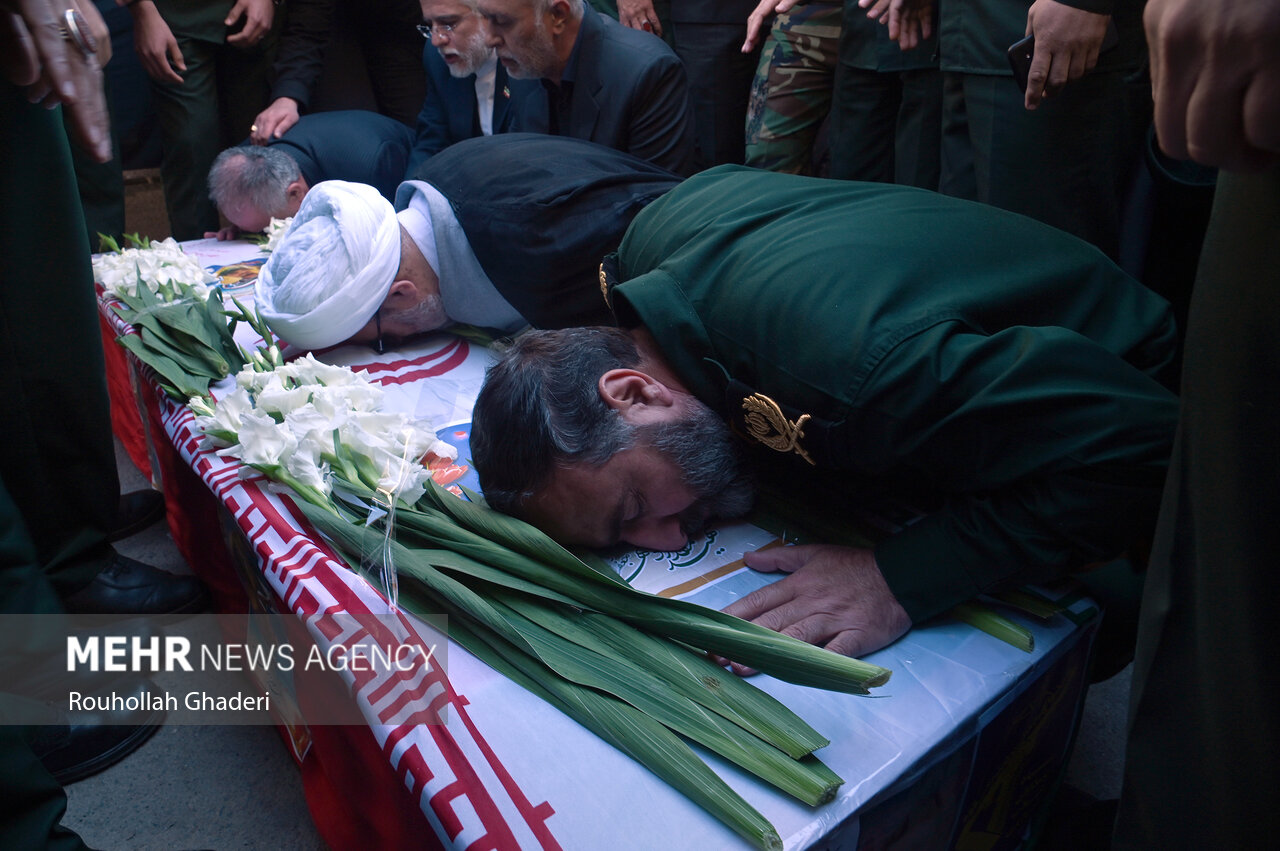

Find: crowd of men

[2,0,1278,849]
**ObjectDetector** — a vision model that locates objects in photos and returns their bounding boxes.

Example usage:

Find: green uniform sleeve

[859,321,1176,622]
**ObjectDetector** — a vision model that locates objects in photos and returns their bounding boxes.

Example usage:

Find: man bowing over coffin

[256,133,680,351]
[469,166,1181,663]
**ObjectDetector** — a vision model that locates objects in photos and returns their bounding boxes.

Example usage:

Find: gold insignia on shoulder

[741,393,815,465]
[599,262,609,303]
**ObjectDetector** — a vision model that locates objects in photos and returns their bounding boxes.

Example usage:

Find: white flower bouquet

[93,234,217,299]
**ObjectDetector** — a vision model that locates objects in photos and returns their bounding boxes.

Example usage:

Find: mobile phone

[1008,21,1120,93]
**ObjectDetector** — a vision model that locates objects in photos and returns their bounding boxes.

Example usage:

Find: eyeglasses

[416,21,456,38]
[369,308,385,355]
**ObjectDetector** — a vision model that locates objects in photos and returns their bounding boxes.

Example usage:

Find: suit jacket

[413,133,682,329]
[267,110,413,201]
[605,166,1180,623]
[405,45,532,178]
[511,8,695,176]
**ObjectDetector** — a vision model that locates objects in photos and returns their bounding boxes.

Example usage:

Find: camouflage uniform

[744,1,842,175]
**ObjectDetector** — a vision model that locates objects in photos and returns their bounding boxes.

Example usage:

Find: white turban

[255,180,401,350]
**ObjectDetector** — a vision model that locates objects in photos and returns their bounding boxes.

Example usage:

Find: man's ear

[547,0,572,33]
[384,279,418,306]
[284,179,308,211]
[599,369,676,423]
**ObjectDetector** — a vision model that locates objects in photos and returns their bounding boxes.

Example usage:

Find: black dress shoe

[63,552,210,615]
[109,489,167,542]
[27,677,165,785]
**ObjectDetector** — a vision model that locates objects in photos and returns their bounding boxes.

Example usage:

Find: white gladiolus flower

[312,384,383,418]
[281,353,360,387]
[192,386,254,445]
[255,383,315,418]
[191,356,448,510]
[93,237,217,298]
[424,435,459,462]
[218,409,297,469]
[285,449,330,493]
[263,217,292,253]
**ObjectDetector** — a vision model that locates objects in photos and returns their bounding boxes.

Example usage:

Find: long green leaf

[485,591,841,805]
[430,599,783,851]
[951,601,1034,652]
[385,500,891,693]
[413,547,829,757]
[539,604,830,759]
[303,504,842,804]
[418,481,630,586]
[116,334,210,399]
[992,588,1065,620]
[138,326,225,379]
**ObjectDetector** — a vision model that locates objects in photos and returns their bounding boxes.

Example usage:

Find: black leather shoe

[108,489,166,542]
[63,552,210,615]
[27,677,165,785]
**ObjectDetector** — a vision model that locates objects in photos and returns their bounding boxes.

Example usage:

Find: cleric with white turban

[251,135,672,352]
[256,181,401,350]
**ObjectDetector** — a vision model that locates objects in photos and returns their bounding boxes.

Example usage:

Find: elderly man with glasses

[256,133,682,353]
[407,0,538,176]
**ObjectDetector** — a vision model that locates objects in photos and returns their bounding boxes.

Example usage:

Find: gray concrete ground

[59,439,1130,849]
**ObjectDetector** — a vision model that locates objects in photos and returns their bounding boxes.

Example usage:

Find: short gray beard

[443,31,493,78]
[641,401,756,537]
[387,292,449,334]
[505,16,560,80]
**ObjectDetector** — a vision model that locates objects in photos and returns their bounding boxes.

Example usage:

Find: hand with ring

[617,0,662,37]
[0,0,112,161]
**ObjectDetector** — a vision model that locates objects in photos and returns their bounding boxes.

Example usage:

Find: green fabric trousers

[1,480,89,851]
[1115,167,1280,848]
[0,86,100,851]
[0,87,117,596]
[149,1,276,239]
[939,69,1143,259]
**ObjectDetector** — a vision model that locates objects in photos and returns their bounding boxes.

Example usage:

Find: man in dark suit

[618,0,760,169]
[257,134,681,351]
[406,0,533,176]
[206,110,413,238]
[477,0,696,175]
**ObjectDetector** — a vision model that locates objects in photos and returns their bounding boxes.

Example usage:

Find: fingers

[165,38,186,70]
[1024,52,1050,108]
[1148,27,1194,161]
[825,624,904,661]
[722,574,796,622]
[140,37,184,84]
[1242,70,1280,163]
[2,10,40,87]
[742,12,767,53]
[860,0,893,21]
[27,1,77,101]
[741,544,809,575]
[1182,66,1279,172]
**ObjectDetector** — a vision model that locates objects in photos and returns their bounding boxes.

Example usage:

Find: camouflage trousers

[744,2,842,175]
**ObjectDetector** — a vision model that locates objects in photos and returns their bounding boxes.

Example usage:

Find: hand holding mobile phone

[1007,21,1119,93]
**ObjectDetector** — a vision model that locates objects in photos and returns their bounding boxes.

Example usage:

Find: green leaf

[372,498,890,693]
[992,588,1066,620]
[436,607,783,851]
[116,334,210,400]
[419,481,629,586]
[951,601,1034,652]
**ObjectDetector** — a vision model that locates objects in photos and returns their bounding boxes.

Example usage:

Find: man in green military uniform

[470,166,1178,658]
[126,0,278,239]
[869,0,1148,258]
